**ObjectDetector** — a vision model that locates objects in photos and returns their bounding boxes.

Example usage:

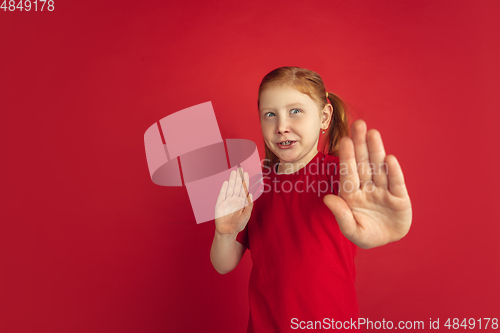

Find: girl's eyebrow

[260,103,306,112]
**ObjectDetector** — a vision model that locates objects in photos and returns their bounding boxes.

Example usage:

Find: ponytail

[323,91,350,156]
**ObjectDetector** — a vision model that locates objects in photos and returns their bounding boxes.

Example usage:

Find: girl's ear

[321,104,333,129]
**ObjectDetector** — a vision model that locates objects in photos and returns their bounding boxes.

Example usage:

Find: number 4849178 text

[1,0,54,11]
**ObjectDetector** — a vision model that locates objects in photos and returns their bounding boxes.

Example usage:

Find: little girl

[210,66,412,332]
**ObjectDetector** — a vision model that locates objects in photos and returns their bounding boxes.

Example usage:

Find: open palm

[323,120,413,249]
[215,168,253,236]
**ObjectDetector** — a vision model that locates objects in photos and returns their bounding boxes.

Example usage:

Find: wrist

[214,230,238,242]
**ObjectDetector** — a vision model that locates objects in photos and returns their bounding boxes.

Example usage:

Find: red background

[2,0,499,332]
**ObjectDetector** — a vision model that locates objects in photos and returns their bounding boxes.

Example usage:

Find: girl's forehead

[259,86,323,113]
[261,84,302,95]
[259,86,311,105]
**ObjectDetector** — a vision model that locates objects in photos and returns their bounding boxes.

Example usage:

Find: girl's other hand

[215,167,253,236]
[323,120,413,249]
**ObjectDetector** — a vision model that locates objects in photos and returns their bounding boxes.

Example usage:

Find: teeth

[280,141,293,145]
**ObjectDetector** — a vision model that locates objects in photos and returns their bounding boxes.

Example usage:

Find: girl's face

[259,85,332,169]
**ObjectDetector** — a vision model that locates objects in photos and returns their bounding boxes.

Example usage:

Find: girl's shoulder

[322,153,339,164]
[320,153,340,177]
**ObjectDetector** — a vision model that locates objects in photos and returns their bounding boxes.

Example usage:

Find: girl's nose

[277,118,290,134]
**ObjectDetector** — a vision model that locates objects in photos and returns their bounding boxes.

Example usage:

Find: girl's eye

[263,109,300,117]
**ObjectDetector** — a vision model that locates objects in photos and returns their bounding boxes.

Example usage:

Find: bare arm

[211,167,253,274]
[210,231,246,274]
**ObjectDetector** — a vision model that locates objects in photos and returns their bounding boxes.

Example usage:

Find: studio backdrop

[1,0,499,332]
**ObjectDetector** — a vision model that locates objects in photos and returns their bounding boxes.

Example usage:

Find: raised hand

[215,167,253,236]
[323,120,412,249]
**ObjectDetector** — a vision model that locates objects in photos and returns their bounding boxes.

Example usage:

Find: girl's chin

[274,150,299,162]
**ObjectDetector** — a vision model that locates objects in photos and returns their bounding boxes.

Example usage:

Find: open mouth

[278,140,297,148]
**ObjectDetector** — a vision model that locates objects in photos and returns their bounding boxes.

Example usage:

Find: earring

[322,130,325,134]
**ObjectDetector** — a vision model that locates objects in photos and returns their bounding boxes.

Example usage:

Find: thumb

[323,194,357,239]
[243,193,253,214]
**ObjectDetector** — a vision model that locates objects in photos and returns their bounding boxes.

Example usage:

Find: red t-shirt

[236,151,360,332]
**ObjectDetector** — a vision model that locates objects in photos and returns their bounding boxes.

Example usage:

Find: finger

[351,120,372,188]
[386,155,408,198]
[226,170,237,197]
[240,170,250,200]
[323,194,357,239]
[338,136,360,194]
[367,129,388,187]
[216,180,228,203]
[244,193,253,211]
[240,193,253,220]
[233,167,243,198]
[246,190,253,205]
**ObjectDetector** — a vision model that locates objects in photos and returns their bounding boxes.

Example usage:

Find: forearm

[210,231,241,274]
